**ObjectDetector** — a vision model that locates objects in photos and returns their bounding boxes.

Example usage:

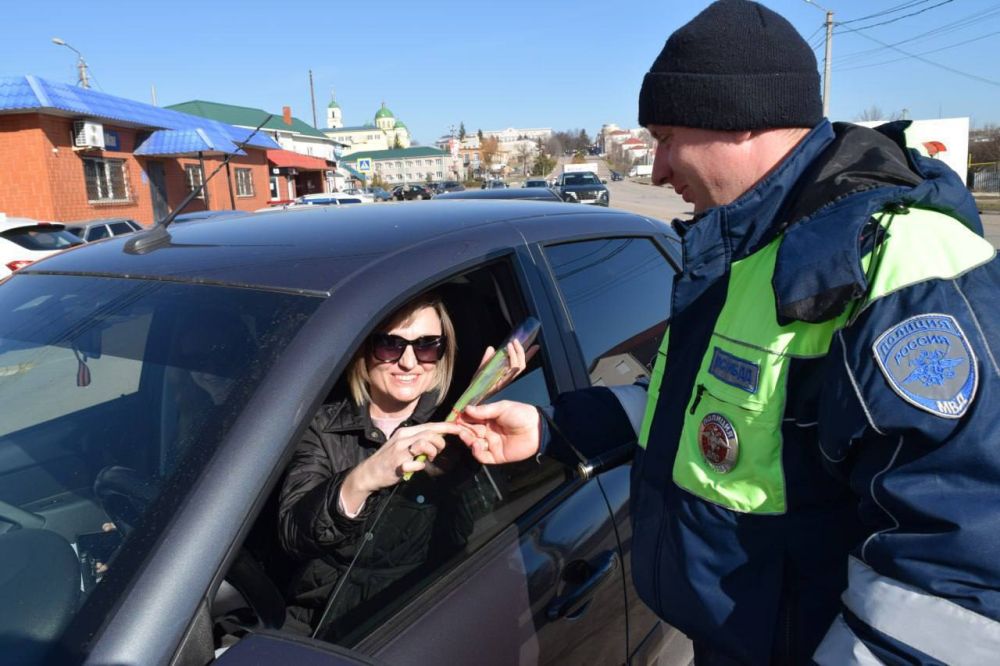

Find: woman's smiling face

[366,305,443,414]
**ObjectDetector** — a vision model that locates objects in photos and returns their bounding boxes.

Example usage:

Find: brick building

[0,76,280,226]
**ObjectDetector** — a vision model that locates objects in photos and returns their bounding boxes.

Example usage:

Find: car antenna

[156,113,275,229]
[124,114,276,255]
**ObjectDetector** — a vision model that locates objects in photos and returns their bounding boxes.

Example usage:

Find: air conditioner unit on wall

[72,120,105,149]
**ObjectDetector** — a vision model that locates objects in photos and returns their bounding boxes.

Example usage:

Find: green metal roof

[345,146,447,161]
[393,119,408,129]
[324,124,377,133]
[374,103,394,120]
[167,100,329,139]
[327,98,340,109]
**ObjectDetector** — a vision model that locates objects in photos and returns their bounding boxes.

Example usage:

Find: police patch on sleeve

[872,313,977,419]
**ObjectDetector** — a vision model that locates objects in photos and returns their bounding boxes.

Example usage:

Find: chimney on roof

[282,106,292,126]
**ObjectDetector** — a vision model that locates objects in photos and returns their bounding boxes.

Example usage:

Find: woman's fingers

[478,345,496,371]
[394,421,469,441]
[399,458,427,475]
[406,435,447,460]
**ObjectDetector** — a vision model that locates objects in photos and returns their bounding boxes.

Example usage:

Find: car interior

[210,259,562,656]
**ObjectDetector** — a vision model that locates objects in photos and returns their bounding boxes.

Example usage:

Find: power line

[838,29,1000,72]
[846,29,1000,87]
[835,0,954,34]
[835,4,1000,66]
[838,0,935,25]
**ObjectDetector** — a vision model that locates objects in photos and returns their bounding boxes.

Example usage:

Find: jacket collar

[773,121,979,323]
[321,390,440,436]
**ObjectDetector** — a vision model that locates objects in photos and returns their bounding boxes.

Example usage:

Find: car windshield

[563,173,600,185]
[0,274,319,659]
[2,226,83,250]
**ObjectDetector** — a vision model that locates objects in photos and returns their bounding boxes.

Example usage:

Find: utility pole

[822,10,833,117]
[309,69,318,129]
[803,1,833,117]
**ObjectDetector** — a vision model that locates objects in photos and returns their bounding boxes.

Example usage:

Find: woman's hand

[476,339,539,399]
[340,422,468,514]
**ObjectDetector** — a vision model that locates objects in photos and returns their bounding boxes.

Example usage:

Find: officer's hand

[455,401,541,465]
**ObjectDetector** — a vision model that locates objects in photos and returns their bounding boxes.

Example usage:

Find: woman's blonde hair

[347,294,456,408]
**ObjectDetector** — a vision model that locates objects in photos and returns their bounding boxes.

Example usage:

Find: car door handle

[546,550,620,620]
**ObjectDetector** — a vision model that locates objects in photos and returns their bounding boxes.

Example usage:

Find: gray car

[64,218,143,242]
[0,202,689,666]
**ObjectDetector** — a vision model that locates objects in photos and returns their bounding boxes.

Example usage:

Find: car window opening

[229,260,567,651]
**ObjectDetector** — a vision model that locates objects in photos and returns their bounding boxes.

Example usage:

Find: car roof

[25,201,669,295]
[435,187,560,202]
[169,210,253,222]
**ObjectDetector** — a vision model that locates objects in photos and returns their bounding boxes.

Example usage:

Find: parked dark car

[64,218,143,242]
[610,170,624,182]
[0,203,689,666]
[438,180,465,193]
[391,184,433,201]
[553,171,611,206]
[524,178,549,188]
[435,187,563,202]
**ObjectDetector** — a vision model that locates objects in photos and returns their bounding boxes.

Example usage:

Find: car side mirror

[602,179,608,184]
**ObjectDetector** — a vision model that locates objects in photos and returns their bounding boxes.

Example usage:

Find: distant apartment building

[342,147,457,185]
[0,75,278,225]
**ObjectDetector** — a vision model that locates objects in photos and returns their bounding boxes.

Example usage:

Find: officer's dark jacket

[546,120,999,665]
[278,393,476,637]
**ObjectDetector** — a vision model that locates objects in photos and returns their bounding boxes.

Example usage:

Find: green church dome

[375,103,394,120]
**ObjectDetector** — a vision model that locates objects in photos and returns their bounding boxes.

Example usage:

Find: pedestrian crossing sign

[356,158,372,173]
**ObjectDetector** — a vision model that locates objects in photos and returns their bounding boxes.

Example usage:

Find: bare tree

[515,143,533,176]
[855,106,906,122]
[970,124,1000,164]
[480,136,500,175]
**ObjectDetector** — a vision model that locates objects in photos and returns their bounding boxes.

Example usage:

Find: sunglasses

[370,333,446,363]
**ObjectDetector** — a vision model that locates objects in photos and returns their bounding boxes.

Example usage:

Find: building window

[235,168,255,197]
[269,176,280,200]
[185,165,205,199]
[83,158,130,203]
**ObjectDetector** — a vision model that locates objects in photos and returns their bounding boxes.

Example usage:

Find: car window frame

[539,235,679,389]
[523,228,679,391]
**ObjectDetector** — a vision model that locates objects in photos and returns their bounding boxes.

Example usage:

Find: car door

[529,223,693,664]
[238,253,631,665]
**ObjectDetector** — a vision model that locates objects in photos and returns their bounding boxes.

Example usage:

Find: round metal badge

[698,413,739,473]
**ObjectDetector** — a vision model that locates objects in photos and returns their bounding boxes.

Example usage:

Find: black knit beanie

[639,0,822,130]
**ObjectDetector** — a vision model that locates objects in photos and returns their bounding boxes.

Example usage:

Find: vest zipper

[689,384,706,415]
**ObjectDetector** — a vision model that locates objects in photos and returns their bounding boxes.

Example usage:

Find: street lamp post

[51,37,90,89]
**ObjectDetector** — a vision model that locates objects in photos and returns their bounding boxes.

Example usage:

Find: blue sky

[4,1,1000,145]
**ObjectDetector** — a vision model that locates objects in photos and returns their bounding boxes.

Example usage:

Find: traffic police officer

[455,1,1000,663]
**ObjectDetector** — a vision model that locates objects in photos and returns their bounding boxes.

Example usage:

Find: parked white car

[295,192,369,206]
[0,214,83,279]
